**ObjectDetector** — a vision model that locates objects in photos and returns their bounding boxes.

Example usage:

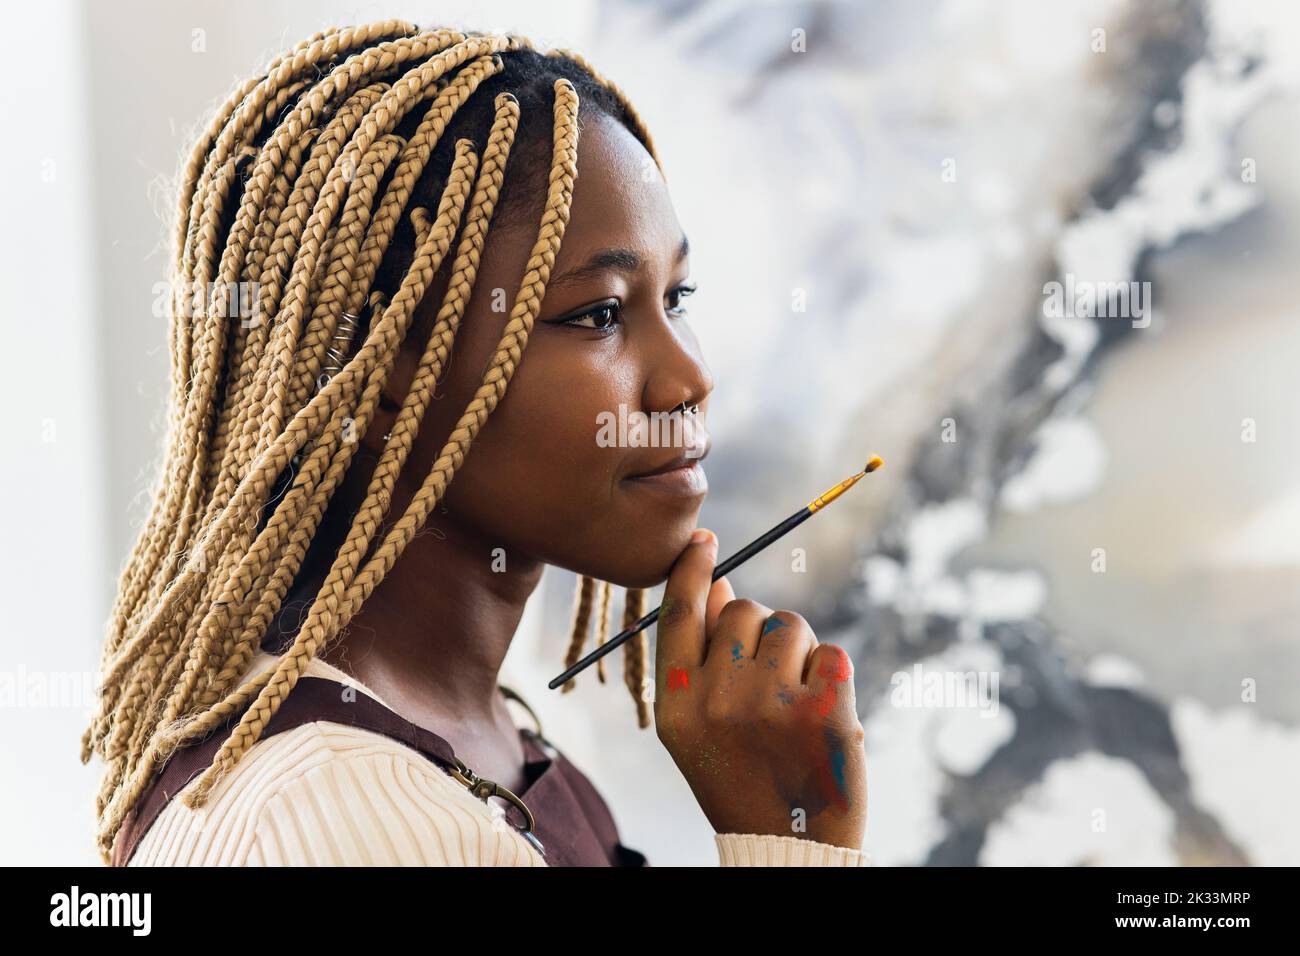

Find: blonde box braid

[561,574,652,729]
[594,579,614,682]
[85,22,664,863]
[561,574,598,694]
[621,587,652,728]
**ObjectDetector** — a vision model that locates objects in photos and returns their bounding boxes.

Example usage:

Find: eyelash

[553,283,698,334]
[667,283,697,316]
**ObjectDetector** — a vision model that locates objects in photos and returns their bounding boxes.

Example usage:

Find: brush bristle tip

[865,456,884,473]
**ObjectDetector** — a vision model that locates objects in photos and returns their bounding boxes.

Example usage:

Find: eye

[666,282,697,316]
[564,302,621,332]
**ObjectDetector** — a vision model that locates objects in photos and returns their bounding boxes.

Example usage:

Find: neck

[284,462,545,729]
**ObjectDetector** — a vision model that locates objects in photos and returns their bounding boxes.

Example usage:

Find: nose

[640,319,713,418]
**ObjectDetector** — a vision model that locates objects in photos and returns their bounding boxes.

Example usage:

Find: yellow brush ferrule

[808,473,864,512]
[807,456,883,512]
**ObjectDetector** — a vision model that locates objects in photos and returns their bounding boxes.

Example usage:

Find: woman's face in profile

[378,112,713,588]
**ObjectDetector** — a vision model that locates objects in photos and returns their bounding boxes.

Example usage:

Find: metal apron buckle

[447,756,546,858]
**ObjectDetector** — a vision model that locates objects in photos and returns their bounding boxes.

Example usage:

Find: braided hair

[84,21,662,863]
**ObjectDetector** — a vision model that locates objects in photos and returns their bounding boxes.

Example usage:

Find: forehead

[548,112,683,270]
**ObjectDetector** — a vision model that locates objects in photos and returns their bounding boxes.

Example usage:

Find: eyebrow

[546,235,690,291]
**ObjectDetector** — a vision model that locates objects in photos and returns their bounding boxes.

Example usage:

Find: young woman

[85,21,870,867]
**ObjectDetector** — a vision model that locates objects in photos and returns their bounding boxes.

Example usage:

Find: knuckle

[719,598,765,628]
[764,609,809,637]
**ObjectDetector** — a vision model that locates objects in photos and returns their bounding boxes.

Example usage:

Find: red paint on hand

[667,667,690,692]
[808,684,837,718]
[805,648,852,718]
[819,647,852,683]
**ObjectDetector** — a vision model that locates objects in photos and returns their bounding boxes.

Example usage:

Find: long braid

[82,88,382,767]
[561,577,654,726]
[194,90,522,715]
[621,588,652,729]
[87,24,660,863]
[100,28,350,659]
[594,579,613,683]
[119,24,426,643]
[562,575,599,694]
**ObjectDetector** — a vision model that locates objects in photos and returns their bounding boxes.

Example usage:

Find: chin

[614,563,677,591]
[574,529,695,590]
[555,498,703,588]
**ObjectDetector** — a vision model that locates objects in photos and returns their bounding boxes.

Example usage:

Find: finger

[656,528,718,669]
[709,598,771,666]
[802,643,857,727]
[704,575,735,637]
[754,610,816,684]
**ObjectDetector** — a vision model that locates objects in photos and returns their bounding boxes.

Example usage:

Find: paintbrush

[547,456,884,690]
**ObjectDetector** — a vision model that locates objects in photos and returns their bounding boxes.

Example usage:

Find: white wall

[0,0,107,864]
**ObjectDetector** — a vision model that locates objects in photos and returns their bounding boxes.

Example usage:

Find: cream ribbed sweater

[128,654,871,867]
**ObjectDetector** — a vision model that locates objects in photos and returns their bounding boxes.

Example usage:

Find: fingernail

[691,528,714,546]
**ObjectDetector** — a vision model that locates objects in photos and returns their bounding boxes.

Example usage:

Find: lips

[621,434,712,478]
[628,452,704,478]
[623,441,711,496]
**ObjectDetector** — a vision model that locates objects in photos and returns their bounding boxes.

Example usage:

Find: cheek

[490,344,629,479]
[439,341,634,533]
[413,328,699,585]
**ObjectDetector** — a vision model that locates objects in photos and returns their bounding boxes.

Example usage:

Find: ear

[359,340,416,458]
[356,247,458,459]
[340,292,392,458]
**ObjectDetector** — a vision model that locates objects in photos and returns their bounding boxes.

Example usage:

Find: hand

[653,528,867,850]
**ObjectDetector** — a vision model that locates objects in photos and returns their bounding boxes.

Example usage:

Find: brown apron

[111,676,649,868]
